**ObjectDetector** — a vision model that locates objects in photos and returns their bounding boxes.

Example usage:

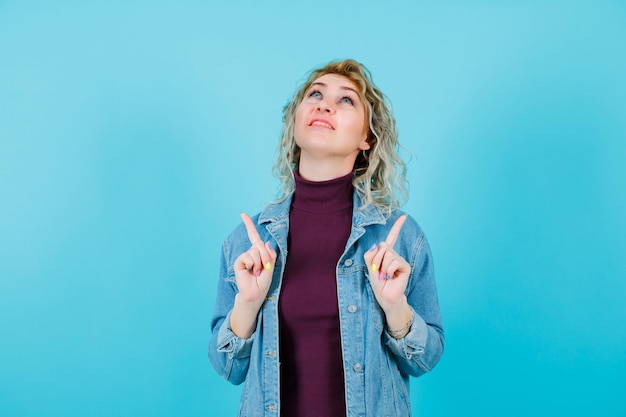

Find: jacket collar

[258,191,387,228]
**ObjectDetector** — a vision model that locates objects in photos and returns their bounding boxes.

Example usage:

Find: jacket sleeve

[384,230,445,377]
[208,239,256,385]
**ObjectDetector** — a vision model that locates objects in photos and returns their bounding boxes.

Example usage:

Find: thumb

[363,244,378,268]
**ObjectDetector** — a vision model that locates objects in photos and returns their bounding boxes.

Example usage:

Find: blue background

[1,1,625,416]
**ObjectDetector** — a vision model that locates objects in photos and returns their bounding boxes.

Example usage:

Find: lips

[308,118,335,130]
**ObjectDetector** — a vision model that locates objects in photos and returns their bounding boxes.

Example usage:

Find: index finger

[385,215,407,247]
[241,212,262,245]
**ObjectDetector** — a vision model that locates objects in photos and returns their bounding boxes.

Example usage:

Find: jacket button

[347,305,357,313]
[265,350,276,356]
[344,259,354,266]
[353,363,363,372]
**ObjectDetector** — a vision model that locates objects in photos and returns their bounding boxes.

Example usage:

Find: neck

[292,170,354,213]
[297,151,358,181]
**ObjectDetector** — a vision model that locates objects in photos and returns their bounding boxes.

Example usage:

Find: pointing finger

[385,215,407,247]
[241,212,275,270]
[241,212,263,246]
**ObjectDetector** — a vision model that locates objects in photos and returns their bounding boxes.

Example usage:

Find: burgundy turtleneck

[279,170,353,417]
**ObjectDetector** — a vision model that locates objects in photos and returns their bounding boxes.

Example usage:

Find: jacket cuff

[216,311,255,359]
[384,307,428,359]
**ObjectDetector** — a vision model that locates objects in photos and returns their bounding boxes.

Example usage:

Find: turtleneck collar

[291,170,354,214]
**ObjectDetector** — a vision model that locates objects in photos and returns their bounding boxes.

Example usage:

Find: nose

[316,98,334,113]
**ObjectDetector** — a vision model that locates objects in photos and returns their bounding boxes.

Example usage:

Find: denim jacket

[209,192,444,417]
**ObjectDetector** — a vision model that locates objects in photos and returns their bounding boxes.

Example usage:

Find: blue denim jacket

[209,192,444,417]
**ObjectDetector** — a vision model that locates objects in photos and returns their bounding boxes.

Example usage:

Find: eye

[308,89,322,99]
[340,95,355,105]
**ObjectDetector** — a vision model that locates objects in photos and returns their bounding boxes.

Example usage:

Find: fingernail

[386,274,391,280]
[265,262,272,270]
[368,244,377,252]
[379,272,385,280]
[371,263,378,272]
[254,270,261,277]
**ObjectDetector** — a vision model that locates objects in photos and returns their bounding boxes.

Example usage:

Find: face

[294,74,370,169]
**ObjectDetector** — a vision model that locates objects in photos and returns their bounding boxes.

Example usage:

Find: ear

[358,138,371,151]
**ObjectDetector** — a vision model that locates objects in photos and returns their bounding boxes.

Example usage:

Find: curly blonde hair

[273,59,408,214]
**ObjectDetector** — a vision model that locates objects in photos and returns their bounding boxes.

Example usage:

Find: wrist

[387,313,413,339]
[382,296,413,339]
[234,293,264,312]
[380,294,409,316]
[230,294,264,339]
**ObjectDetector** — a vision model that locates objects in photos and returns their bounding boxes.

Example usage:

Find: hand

[363,215,411,314]
[233,213,277,307]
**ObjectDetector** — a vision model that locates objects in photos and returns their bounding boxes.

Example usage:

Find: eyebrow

[310,82,359,96]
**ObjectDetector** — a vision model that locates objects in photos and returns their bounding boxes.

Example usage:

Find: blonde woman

[209,59,444,417]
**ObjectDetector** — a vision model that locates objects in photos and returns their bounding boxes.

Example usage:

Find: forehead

[310,73,360,91]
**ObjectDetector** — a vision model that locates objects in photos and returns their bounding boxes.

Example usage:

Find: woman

[209,59,444,417]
